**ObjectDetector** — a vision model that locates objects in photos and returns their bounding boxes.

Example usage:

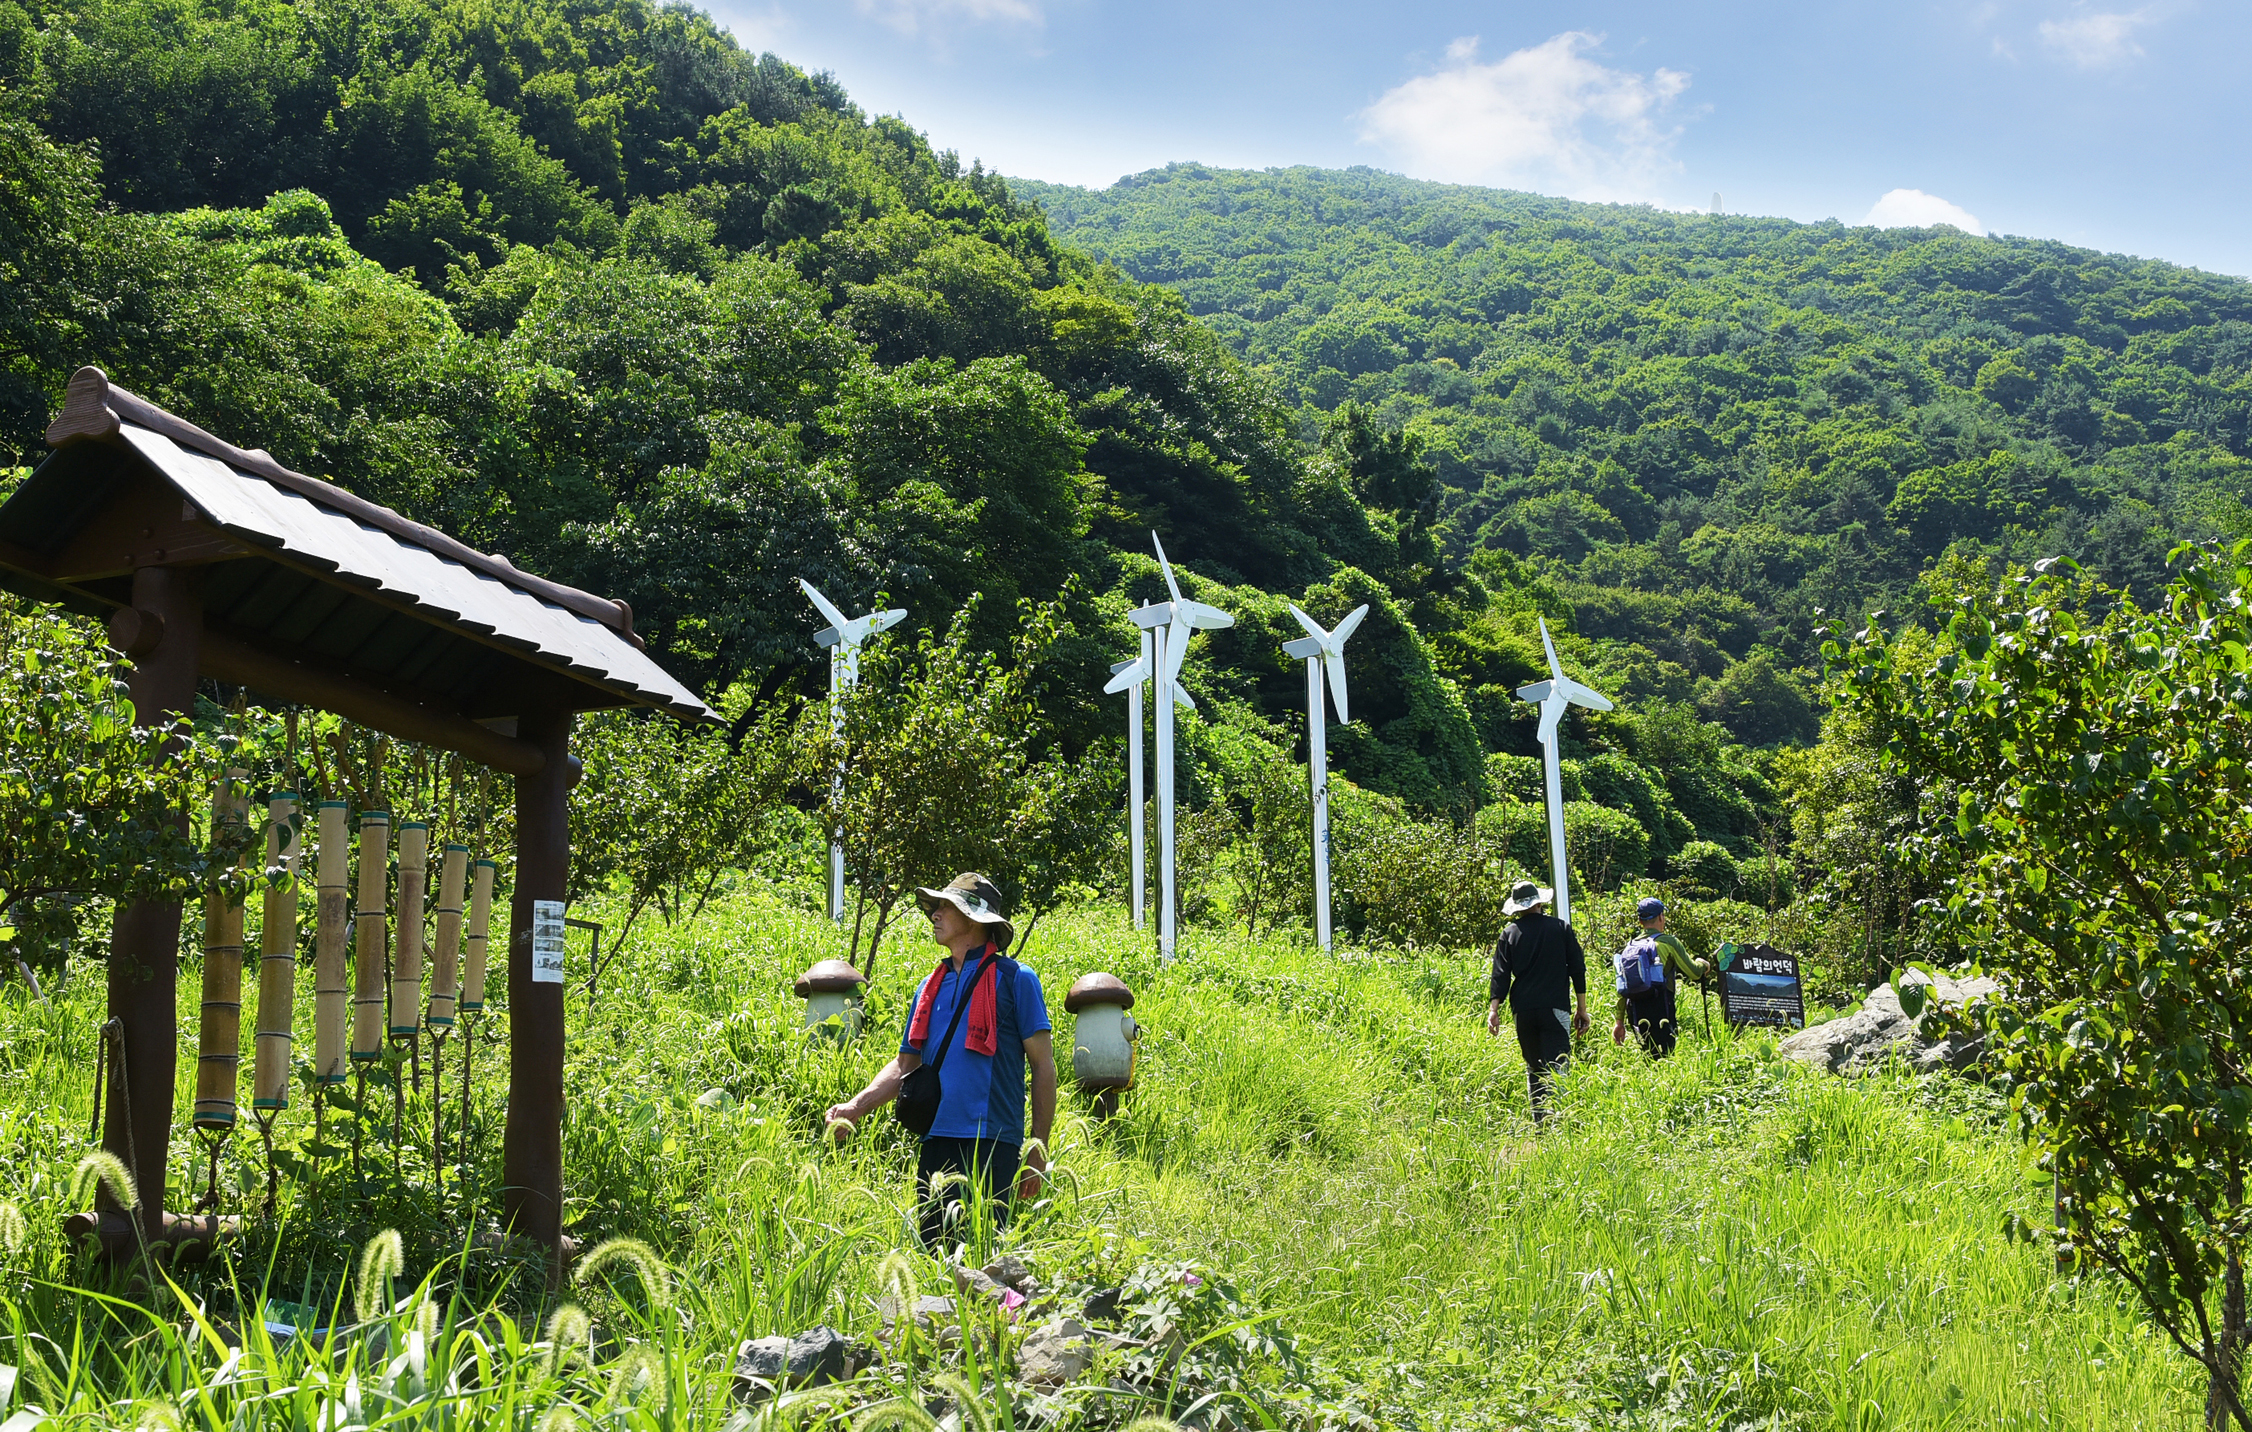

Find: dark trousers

[915,1136,1020,1248]
[1513,1008,1573,1126]
[1625,984,1679,1058]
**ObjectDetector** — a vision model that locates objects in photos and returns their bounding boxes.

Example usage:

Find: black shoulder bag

[896,950,996,1136]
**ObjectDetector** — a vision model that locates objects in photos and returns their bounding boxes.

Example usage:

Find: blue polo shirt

[899,953,1051,1144]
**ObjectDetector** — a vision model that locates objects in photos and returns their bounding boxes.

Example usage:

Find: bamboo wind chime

[392,821,428,1145]
[351,808,390,1177]
[314,800,350,1090]
[459,856,495,1147]
[429,843,466,1179]
[251,788,300,1211]
[193,769,251,1207]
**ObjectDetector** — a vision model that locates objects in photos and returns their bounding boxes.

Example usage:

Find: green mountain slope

[1020,164,2252,732]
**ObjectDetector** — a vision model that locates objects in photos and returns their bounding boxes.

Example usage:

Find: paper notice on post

[532,900,567,983]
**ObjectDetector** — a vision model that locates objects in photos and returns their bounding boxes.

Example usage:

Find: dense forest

[4,0,2249,948]
[1022,165,2252,737]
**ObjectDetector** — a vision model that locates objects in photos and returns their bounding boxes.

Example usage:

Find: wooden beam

[195,628,546,776]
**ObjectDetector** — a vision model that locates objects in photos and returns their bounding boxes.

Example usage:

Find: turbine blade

[1332,604,1369,645]
[1102,657,1149,694]
[1515,680,1554,704]
[799,578,850,631]
[1288,603,1330,644]
[1557,678,1614,712]
[1172,683,1197,712]
[1152,531,1185,607]
[869,608,907,634]
[1162,612,1193,683]
[1324,651,1350,724]
[1539,616,1564,683]
[1179,600,1234,630]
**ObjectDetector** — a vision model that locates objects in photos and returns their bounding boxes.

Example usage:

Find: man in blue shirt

[826,872,1057,1247]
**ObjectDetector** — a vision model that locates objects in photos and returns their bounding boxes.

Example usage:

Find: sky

[707,1,2252,277]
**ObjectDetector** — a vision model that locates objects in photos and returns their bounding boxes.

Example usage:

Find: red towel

[909,945,999,1056]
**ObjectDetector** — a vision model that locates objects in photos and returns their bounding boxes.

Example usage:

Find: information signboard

[531,899,567,984]
[1718,941,1805,1029]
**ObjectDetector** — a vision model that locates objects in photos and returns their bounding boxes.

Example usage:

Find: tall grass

[0,892,2201,1427]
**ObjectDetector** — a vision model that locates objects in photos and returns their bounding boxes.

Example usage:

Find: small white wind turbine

[1127,534,1232,964]
[1282,603,1369,956]
[1514,617,1613,926]
[1102,631,1153,929]
[800,578,906,923]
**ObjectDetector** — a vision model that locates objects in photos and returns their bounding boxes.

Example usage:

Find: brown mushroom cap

[795,959,867,997]
[1064,971,1135,1013]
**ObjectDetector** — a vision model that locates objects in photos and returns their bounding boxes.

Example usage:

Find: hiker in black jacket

[1487,880,1589,1127]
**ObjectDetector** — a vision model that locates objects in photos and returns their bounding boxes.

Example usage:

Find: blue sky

[707,1,2252,277]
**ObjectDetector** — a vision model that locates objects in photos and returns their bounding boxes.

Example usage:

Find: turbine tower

[800,578,906,923]
[1514,617,1613,925]
[1102,630,1153,928]
[1282,602,1368,955]
[1129,534,1231,963]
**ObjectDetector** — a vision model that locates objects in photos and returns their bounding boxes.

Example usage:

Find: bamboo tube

[429,845,467,1028]
[351,811,391,1063]
[462,859,496,1013]
[193,770,251,1130]
[391,823,428,1037]
[314,800,350,1084]
[251,791,301,1111]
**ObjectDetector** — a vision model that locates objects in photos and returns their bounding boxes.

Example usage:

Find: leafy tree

[0,602,204,975]
[1834,542,2252,1427]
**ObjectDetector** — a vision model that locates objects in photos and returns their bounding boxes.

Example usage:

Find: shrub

[1669,840,1740,901]
[1562,801,1648,889]
[1577,751,1695,859]
[1735,852,1796,909]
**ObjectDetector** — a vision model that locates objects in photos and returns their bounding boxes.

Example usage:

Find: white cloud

[1357,33,1692,202]
[2038,8,2152,67]
[855,0,1042,36]
[1864,189,1987,235]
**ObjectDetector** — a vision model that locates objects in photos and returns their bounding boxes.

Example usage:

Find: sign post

[1717,941,1806,1030]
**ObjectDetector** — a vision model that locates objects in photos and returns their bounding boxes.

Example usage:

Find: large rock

[1778,971,1997,1074]
[1016,1317,1095,1387]
[733,1326,855,1400]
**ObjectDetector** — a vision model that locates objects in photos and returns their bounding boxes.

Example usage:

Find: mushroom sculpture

[795,959,868,1042]
[1065,972,1141,1118]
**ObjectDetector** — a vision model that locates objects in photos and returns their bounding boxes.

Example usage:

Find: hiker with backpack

[825,873,1057,1247]
[1612,897,1711,1058]
[1487,880,1589,1127]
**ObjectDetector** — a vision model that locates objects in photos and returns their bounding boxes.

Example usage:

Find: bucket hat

[914,872,1016,949]
[1501,880,1555,916]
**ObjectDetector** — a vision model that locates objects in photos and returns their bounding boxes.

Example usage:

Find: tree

[800,590,1077,982]
[0,602,204,975]
[1834,543,2252,1428]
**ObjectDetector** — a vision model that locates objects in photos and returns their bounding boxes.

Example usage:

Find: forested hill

[1020,165,2252,729]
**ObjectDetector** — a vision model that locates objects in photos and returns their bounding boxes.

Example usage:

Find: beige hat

[914,872,1016,950]
[1501,880,1555,916]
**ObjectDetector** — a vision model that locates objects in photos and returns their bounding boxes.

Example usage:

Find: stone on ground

[733,1325,855,1400]
[1016,1317,1095,1387]
[1778,971,1996,1074]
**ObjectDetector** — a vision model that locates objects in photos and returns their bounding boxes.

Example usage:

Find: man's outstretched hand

[824,1105,858,1144]
[1017,1148,1047,1201]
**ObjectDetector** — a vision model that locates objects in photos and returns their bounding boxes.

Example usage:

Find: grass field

[0,890,2203,1428]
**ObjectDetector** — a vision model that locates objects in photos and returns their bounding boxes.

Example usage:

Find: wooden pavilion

[0,366,713,1253]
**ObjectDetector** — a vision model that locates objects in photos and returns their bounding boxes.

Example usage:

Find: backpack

[1616,935,1667,997]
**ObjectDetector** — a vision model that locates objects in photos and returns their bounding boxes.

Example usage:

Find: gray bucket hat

[1501,880,1555,916]
[914,872,1016,949]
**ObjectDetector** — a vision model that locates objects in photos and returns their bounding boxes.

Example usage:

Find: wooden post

[312,801,350,1086]
[502,709,571,1250]
[252,792,301,1113]
[103,562,201,1241]
[193,770,251,1131]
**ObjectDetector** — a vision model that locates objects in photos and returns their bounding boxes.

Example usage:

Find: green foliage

[0,602,204,971]
[1669,840,1741,901]
[1024,163,2252,714]
[1834,540,2252,1422]
[1561,800,1649,889]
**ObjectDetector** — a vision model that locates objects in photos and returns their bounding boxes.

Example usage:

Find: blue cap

[1637,897,1666,920]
